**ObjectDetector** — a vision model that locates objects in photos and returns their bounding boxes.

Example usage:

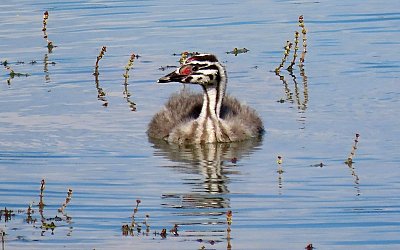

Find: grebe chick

[147,53,263,144]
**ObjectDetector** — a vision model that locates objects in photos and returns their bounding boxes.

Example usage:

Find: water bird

[147,53,263,144]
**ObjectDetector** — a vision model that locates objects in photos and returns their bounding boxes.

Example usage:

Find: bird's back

[147,91,202,141]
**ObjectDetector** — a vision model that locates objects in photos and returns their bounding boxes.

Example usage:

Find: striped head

[158,53,224,86]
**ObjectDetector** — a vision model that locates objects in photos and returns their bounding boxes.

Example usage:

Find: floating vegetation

[123,53,136,79]
[169,224,179,236]
[121,199,149,236]
[160,228,167,239]
[172,51,200,64]
[0,208,15,222]
[93,46,107,76]
[1,58,55,85]
[43,53,56,83]
[1,228,4,250]
[58,188,73,215]
[298,15,308,65]
[226,210,232,250]
[276,156,284,193]
[42,11,56,53]
[38,179,45,208]
[274,16,309,118]
[94,78,108,106]
[26,204,36,224]
[275,41,293,74]
[226,210,232,225]
[179,51,189,65]
[305,243,315,250]
[172,51,200,57]
[345,133,360,165]
[158,65,177,71]
[121,200,232,248]
[276,72,293,103]
[287,31,299,71]
[310,162,326,168]
[123,53,137,111]
[275,15,307,73]
[133,199,140,216]
[226,47,249,56]
[0,179,74,240]
[2,61,30,85]
[93,46,108,107]
[36,179,74,236]
[276,155,284,174]
[345,133,361,196]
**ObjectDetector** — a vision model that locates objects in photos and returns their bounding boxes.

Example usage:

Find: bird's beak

[157,70,185,83]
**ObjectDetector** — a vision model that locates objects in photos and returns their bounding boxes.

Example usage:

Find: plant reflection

[43,53,56,83]
[34,180,74,236]
[122,53,137,111]
[0,179,76,237]
[93,46,108,107]
[345,134,361,196]
[123,76,136,111]
[94,73,108,107]
[275,65,308,111]
[276,156,284,194]
[0,208,15,222]
[275,15,309,129]
[346,160,360,196]
[275,56,309,130]
[2,61,30,85]
[149,137,261,248]
[42,11,55,53]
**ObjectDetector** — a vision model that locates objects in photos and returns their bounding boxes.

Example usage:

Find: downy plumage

[148,53,263,144]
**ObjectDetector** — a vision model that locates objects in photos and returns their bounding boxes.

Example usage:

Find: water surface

[1,0,400,249]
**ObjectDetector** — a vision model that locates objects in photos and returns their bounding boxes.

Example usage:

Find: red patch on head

[179,65,192,75]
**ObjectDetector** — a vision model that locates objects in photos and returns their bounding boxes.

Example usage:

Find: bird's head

[158,53,223,87]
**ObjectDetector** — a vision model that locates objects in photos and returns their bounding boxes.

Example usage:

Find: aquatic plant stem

[346,133,360,164]
[42,11,55,52]
[58,188,73,214]
[287,31,299,71]
[93,46,107,76]
[123,53,137,111]
[299,15,307,64]
[275,41,292,74]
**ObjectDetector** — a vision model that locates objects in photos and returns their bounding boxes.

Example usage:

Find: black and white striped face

[158,54,222,86]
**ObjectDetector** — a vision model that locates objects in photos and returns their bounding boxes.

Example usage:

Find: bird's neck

[195,68,229,143]
[198,65,227,120]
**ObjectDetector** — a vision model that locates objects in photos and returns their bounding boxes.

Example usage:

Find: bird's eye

[179,65,192,75]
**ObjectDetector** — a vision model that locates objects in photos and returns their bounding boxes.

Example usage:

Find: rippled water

[1,0,400,249]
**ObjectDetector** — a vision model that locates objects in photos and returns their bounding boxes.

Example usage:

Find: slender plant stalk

[42,11,54,52]
[123,53,137,111]
[275,41,292,74]
[299,15,307,64]
[346,133,360,164]
[287,31,300,71]
[94,46,107,76]
[58,189,73,214]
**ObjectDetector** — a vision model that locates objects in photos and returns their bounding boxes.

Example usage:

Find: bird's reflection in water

[149,137,261,246]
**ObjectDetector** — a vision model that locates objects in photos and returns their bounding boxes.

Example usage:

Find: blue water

[1,0,400,249]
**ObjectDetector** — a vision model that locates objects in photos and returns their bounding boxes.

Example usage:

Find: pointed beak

[157,70,185,83]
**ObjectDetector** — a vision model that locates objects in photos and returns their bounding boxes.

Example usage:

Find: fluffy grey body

[147,54,264,144]
[148,91,263,144]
